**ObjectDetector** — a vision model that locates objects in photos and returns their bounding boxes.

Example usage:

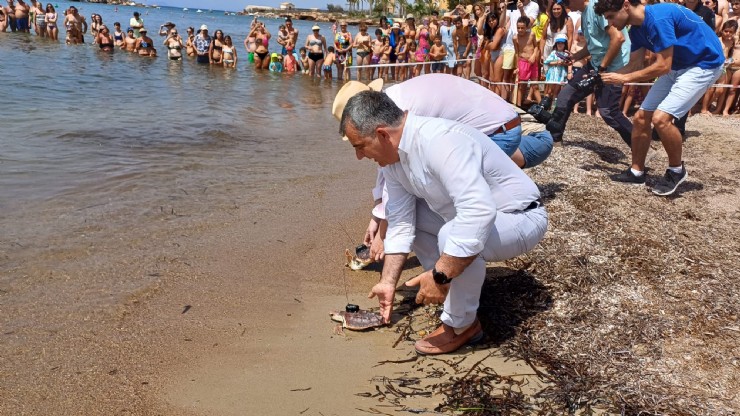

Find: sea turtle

[330,309,384,331]
[345,244,373,271]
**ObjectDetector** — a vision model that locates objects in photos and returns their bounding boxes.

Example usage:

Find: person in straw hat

[335,87,548,355]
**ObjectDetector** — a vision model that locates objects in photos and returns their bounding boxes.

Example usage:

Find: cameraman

[545,0,633,147]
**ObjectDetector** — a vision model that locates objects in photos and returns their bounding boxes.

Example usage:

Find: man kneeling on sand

[338,91,548,355]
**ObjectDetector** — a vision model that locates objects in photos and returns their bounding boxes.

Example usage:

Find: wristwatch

[597,65,608,73]
[432,267,452,285]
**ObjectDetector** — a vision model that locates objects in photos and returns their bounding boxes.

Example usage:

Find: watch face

[433,269,450,284]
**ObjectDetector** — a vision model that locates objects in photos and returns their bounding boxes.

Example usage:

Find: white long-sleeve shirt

[382,114,541,257]
[371,74,519,219]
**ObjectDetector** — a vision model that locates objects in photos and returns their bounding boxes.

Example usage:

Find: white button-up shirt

[383,114,541,258]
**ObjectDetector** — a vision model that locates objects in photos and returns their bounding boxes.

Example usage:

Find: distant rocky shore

[73,0,378,25]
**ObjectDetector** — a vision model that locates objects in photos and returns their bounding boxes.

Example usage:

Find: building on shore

[279,2,295,10]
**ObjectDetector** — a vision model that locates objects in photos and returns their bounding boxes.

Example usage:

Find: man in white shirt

[332,75,552,265]
[339,91,548,355]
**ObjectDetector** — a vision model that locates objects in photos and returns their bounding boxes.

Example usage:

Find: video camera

[527,97,553,124]
[574,69,603,92]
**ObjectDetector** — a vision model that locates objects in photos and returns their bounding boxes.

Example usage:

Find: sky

[148,0,327,12]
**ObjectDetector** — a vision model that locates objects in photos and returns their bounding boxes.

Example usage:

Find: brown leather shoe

[414,319,484,355]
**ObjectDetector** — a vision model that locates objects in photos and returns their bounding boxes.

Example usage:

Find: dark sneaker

[611,168,646,185]
[652,163,688,196]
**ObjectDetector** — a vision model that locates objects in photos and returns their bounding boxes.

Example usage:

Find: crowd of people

[3,0,740,115]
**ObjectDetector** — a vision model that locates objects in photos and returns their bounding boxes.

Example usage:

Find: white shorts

[640,65,723,118]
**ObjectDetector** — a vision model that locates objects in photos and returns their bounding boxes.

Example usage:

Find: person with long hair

[543,0,574,57]
[471,3,486,77]
[248,23,271,69]
[44,3,56,39]
[221,35,237,68]
[482,8,506,95]
[185,26,195,57]
[209,29,225,65]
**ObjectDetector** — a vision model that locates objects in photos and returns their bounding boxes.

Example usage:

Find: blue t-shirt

[581,0,630,71]
[629,3,724,70]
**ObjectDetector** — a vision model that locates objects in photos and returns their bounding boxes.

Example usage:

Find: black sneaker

[652,163,688,196]
[611,168,646,185]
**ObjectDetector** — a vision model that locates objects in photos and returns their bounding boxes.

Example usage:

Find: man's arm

[602,47,671,84]
[599,24,625,70]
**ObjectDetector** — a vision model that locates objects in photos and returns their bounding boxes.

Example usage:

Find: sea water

[0,3,359,289]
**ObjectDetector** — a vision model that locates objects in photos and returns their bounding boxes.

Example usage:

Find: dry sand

[1,114,738,415]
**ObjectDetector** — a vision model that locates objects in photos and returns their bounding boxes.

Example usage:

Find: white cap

[200,24,208,31]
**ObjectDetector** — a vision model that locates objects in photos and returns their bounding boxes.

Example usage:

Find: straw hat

[332,79,385,137]
[312,25,320,30]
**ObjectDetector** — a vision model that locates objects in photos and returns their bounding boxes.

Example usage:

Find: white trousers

[412,200,548,328]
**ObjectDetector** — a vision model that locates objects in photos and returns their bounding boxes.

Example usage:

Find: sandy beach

[2,112,739,415]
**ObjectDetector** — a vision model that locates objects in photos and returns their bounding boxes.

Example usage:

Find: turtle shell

[330,309,384,331]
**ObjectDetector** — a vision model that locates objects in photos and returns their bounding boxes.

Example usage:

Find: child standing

[299,47,309,74]
[429,35,447,73]
[268,53,283,72]
[395,38,409,81]
[542,34,569,107]
[513,16,541,106]
[324,46,336,79]
[284,40,298,73]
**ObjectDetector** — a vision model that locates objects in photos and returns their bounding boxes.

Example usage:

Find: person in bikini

[134,27,157,57]
[90,13,102,40]
[249,22,271,69]
[185,27,196,57]
[31,0,45,37]
[112,22,125,47]
[221,35,237,68]
[44,3,57,40]
[354,22,372,81]
[163,27,183,60]
[96,25,115,52]
[305,25,327,78]
[210,29,225,65]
